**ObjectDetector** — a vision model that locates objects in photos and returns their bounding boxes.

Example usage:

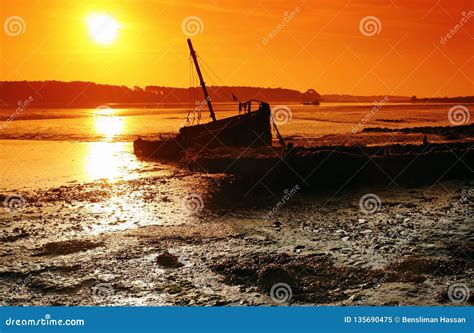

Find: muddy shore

[1,167,472,306]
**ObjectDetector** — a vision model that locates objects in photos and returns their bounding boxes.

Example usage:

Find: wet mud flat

[0,167,473,306]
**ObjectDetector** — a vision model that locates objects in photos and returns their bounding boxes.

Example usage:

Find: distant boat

[302,101,320,106]
[134,39,275,159]
[301,88,320,106]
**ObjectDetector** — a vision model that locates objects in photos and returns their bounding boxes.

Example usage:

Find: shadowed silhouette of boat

[133,40,473,187]
[134,39,276,159]
[180,140,473,187]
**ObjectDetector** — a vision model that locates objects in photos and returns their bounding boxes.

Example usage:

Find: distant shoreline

[1,101,474,109]
[1,80,473,108]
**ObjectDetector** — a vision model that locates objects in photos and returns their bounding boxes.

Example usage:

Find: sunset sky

[1,0,473,96]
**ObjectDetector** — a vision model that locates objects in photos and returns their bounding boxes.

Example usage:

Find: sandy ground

[0,168,472,306]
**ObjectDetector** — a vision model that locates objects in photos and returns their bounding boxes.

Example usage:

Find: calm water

[0,102,469,191]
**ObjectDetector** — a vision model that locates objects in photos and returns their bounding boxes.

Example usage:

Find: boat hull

[179,108,271,148]
[134,108,272,159]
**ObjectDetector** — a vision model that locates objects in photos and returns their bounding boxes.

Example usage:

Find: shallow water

[0,141,157,191]
[0,102,472,306]
[0,102,471,191]
[0,102,465,142]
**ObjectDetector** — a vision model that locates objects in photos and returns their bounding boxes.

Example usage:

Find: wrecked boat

[134,39,275,159]
[133,40,473,187]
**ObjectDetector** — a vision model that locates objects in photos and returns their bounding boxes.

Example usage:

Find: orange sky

[1,0,473,96]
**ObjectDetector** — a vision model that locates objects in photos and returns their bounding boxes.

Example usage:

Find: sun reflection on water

[86,142,127,180]
[94,108,124,140]
[83,107,189,235]
[86,107,141,181]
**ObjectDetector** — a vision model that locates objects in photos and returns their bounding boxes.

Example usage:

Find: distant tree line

[2,81,469,108]
[0,81,306,107]
[410,95,474,103]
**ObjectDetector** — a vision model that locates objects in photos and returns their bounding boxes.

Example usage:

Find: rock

[358,219,366,223]
[294,245,305,253]
[341,236,350,242]
[33,239,104,256]
[360,229,372,234]
[156,251,184,268]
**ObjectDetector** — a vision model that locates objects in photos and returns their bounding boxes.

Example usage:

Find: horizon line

[2,80,473,99]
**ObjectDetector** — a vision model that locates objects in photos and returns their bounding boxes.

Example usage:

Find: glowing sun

[86,13,120,45]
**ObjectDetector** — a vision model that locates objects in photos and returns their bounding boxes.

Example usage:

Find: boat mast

[187,38,216,122]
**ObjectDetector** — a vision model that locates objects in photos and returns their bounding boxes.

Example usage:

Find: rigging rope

[271,116,286,147]
[197,54,239,102]
[186,55,201,126]
[185,51,285,147]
